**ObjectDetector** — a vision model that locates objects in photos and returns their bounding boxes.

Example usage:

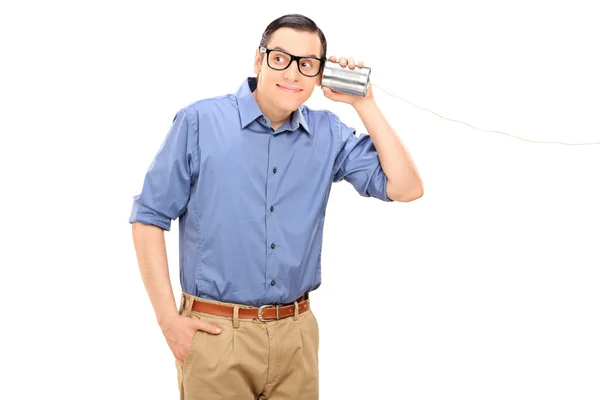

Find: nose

[283,60,300,81]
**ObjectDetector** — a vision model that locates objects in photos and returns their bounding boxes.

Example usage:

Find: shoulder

[300,104,346,135]
[177,93,238,120]
[164,95,236,143]
[302,105,355,141]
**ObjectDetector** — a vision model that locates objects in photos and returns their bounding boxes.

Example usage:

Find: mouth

[277,84,302,94]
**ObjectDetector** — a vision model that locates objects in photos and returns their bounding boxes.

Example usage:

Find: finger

[195,319,222,334]
[348,57,355,69]
[328,55,337,62]
[358,60,365,68]
[339,57,347,67]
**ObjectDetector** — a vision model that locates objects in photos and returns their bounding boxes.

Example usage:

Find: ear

[254,49,262,75]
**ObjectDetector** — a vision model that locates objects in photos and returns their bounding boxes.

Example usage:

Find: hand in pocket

[161,314,222,367]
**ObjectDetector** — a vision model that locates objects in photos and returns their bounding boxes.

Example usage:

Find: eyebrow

[272,46,319,59]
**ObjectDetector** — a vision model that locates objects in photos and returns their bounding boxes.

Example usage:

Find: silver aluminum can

[321,60,371,97]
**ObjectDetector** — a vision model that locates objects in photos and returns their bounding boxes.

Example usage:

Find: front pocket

[182,314,226,369]
[182,328,200,370]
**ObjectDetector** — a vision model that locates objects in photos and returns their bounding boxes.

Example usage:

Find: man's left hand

[321,56,374,107]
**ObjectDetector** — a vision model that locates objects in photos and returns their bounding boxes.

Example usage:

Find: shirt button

[270,206,274,212]
[273,167,277,173]
[271,243,275,249]
[261,117,266,123]
[271,280,276,286]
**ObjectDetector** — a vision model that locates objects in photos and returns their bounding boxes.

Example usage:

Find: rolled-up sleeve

[129,108,199,231]
[330,111,393,202]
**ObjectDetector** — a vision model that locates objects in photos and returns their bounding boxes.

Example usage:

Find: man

[130,13,423,400]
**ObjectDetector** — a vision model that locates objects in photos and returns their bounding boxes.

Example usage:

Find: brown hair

[259,14,327,59]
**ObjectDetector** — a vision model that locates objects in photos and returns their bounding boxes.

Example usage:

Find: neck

[252,87,291,131]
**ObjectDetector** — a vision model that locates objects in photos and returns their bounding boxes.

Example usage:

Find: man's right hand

[160,314,222,367]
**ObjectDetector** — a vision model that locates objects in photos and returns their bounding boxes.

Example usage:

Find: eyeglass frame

[259,46,326,77]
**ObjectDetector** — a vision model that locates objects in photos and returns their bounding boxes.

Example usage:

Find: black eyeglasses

[259,47,325,77]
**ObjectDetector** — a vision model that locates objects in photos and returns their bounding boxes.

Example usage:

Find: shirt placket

[265,128,281,300]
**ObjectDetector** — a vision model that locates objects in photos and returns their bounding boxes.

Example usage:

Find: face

[254,27,323,113]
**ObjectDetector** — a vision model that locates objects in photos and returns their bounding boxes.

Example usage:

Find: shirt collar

[236,77,312,136]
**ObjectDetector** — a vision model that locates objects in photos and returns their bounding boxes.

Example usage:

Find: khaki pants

[175,292,320,399]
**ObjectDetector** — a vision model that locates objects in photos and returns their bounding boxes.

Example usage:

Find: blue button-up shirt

[129,77,393,307]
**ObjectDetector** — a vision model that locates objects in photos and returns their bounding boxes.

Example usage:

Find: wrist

[352,98,376,113]
[157,311,180,329]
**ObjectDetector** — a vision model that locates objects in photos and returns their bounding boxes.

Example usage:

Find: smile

[277,84,301,94]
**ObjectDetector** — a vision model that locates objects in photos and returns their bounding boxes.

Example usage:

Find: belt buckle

[258,305,280,322]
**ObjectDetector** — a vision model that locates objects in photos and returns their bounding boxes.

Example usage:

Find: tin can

[321,60,371,97]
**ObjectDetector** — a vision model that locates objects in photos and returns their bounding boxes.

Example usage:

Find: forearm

[131,222,179,327]
[353,99,423,201]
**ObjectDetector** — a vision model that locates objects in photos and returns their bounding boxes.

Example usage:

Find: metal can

[321,60,371,97]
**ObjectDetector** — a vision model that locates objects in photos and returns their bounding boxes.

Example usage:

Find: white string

[371,82,600,146]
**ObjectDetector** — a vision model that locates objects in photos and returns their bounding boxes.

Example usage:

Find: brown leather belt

[186,293,310,322]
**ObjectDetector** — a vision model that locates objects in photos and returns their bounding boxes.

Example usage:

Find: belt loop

[293,301,299,321]
[233,305,240,329]
[183,293,193,317]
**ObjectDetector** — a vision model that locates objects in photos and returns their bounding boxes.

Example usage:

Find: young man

[130,13,423,400]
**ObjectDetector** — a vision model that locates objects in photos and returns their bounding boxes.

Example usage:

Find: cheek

[299,87,314,101]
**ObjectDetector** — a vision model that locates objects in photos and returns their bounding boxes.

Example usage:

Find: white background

[1,1,599,399]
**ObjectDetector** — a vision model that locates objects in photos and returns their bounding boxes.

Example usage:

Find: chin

[275,98,303,112]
